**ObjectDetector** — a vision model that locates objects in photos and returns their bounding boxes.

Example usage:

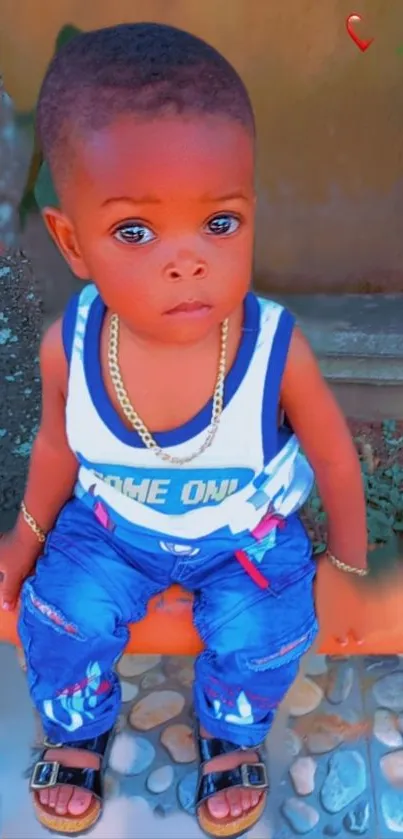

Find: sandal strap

[43,728,113,759]
[197,732,266,767]
[197,734,246,764]
[30,761,103,799]
[197,762,269,806]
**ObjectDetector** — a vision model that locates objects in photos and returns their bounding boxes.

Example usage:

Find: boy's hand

[0,530,40,611]
[314,554,366,647]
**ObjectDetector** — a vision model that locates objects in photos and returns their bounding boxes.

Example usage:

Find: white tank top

[62,284,313,551]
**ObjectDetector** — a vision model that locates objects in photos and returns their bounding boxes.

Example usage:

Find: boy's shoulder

[60,283,99,366]
[61,282,99,329]
[65,282,98,311]
[251,291,295,324]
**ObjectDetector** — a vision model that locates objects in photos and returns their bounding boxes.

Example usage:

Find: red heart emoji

[346,13,374,53]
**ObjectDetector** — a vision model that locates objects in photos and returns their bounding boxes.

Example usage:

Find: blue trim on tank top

[261,307,295,462]
[62,291,80,363]
[83,291,260,448]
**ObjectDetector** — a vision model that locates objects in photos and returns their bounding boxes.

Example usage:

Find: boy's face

[46,114,255,343]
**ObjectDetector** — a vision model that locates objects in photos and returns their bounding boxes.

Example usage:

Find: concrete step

[275,294,403,419]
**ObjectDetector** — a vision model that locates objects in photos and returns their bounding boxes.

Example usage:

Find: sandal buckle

[30,760,60,790]
[240,761,268,789]
[43,737,63,748]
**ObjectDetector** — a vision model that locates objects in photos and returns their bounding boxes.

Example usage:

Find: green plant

[364,420,403,542]
[18,24,81,226]
[304,419,403,554]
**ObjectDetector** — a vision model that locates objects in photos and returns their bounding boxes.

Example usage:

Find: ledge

[275,294,403,387]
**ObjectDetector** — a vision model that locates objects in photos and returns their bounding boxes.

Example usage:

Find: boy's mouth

[165,300,212,316]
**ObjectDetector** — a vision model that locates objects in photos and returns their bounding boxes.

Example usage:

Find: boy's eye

[205,214,240,236]
[114,223,156,245]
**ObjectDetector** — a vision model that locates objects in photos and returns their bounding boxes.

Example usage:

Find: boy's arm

[13,316,79,553]
[280,326,368,571]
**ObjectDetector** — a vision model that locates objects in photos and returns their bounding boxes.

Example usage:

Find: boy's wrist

[13,514,46,557]
[318,548,368,576]
[19,501,47,543]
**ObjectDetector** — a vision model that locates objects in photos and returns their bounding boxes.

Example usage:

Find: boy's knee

[204,579,317,664]
[237,626,317,673]
[206,608,317,675]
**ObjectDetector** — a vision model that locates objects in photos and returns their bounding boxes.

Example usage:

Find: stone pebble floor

[17,652,403,837]
[278,653,403,837]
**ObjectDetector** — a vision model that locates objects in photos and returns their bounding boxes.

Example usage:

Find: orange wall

[2,0,403,292]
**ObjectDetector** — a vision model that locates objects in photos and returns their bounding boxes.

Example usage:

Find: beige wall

[2,0,403,292]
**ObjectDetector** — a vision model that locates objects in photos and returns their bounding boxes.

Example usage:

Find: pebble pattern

[367,656,403,837]
[19,652,403,836]
[275,655,386,837]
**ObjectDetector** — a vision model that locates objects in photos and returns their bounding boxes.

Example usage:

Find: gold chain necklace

[107,313,229,464]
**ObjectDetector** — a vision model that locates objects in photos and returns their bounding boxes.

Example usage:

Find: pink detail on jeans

[29,590,78,635]
[252,510,285,541]
[234,550,270,589]
[57,677,111,698]
[94,501,110,529]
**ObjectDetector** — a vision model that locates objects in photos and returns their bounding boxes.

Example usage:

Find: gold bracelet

[20,502,47,543]
[326,550,368,577]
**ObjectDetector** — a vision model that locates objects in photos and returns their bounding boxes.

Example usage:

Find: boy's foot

[37,746,100,816]
[199,725,264,820]
[39,732,264,820]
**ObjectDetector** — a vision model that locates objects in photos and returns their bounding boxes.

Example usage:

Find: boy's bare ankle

[42,746,100,769]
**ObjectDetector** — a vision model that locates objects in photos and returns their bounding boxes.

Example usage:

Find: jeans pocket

[267,562,317,597]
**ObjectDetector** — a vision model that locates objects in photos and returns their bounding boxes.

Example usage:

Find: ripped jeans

[18,498,318,748]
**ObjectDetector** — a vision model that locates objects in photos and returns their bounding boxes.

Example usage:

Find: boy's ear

[41,207,90,280]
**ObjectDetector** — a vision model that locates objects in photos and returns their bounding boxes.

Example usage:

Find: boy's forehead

[69,114,254,204]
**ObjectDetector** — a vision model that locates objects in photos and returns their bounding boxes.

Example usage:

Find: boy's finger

[333,629,364,647]
[334,636,349,647]
[1,590,18,610]
[349,629,364,645]
[1,573,21,611]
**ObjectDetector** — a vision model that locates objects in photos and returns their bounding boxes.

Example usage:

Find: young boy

[0,22,368,838]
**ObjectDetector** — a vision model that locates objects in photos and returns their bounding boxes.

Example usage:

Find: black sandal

[30,728,114,835]
[195,727,269,838]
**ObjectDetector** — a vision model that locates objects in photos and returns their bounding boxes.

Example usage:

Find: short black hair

[36,22,255,184]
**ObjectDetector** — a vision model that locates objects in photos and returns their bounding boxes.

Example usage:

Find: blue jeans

[18,498,317,748]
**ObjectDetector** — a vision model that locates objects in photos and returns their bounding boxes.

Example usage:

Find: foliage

[304,419,403,554]
[18,24,81,226]
[363,420,403,541]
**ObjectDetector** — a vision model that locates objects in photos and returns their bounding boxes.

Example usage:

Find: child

[0,22,368,838]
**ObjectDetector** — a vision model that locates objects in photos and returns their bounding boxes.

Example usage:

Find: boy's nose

[164,255,208,282]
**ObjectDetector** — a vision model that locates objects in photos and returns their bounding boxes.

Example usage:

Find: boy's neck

[110,303,244,359]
